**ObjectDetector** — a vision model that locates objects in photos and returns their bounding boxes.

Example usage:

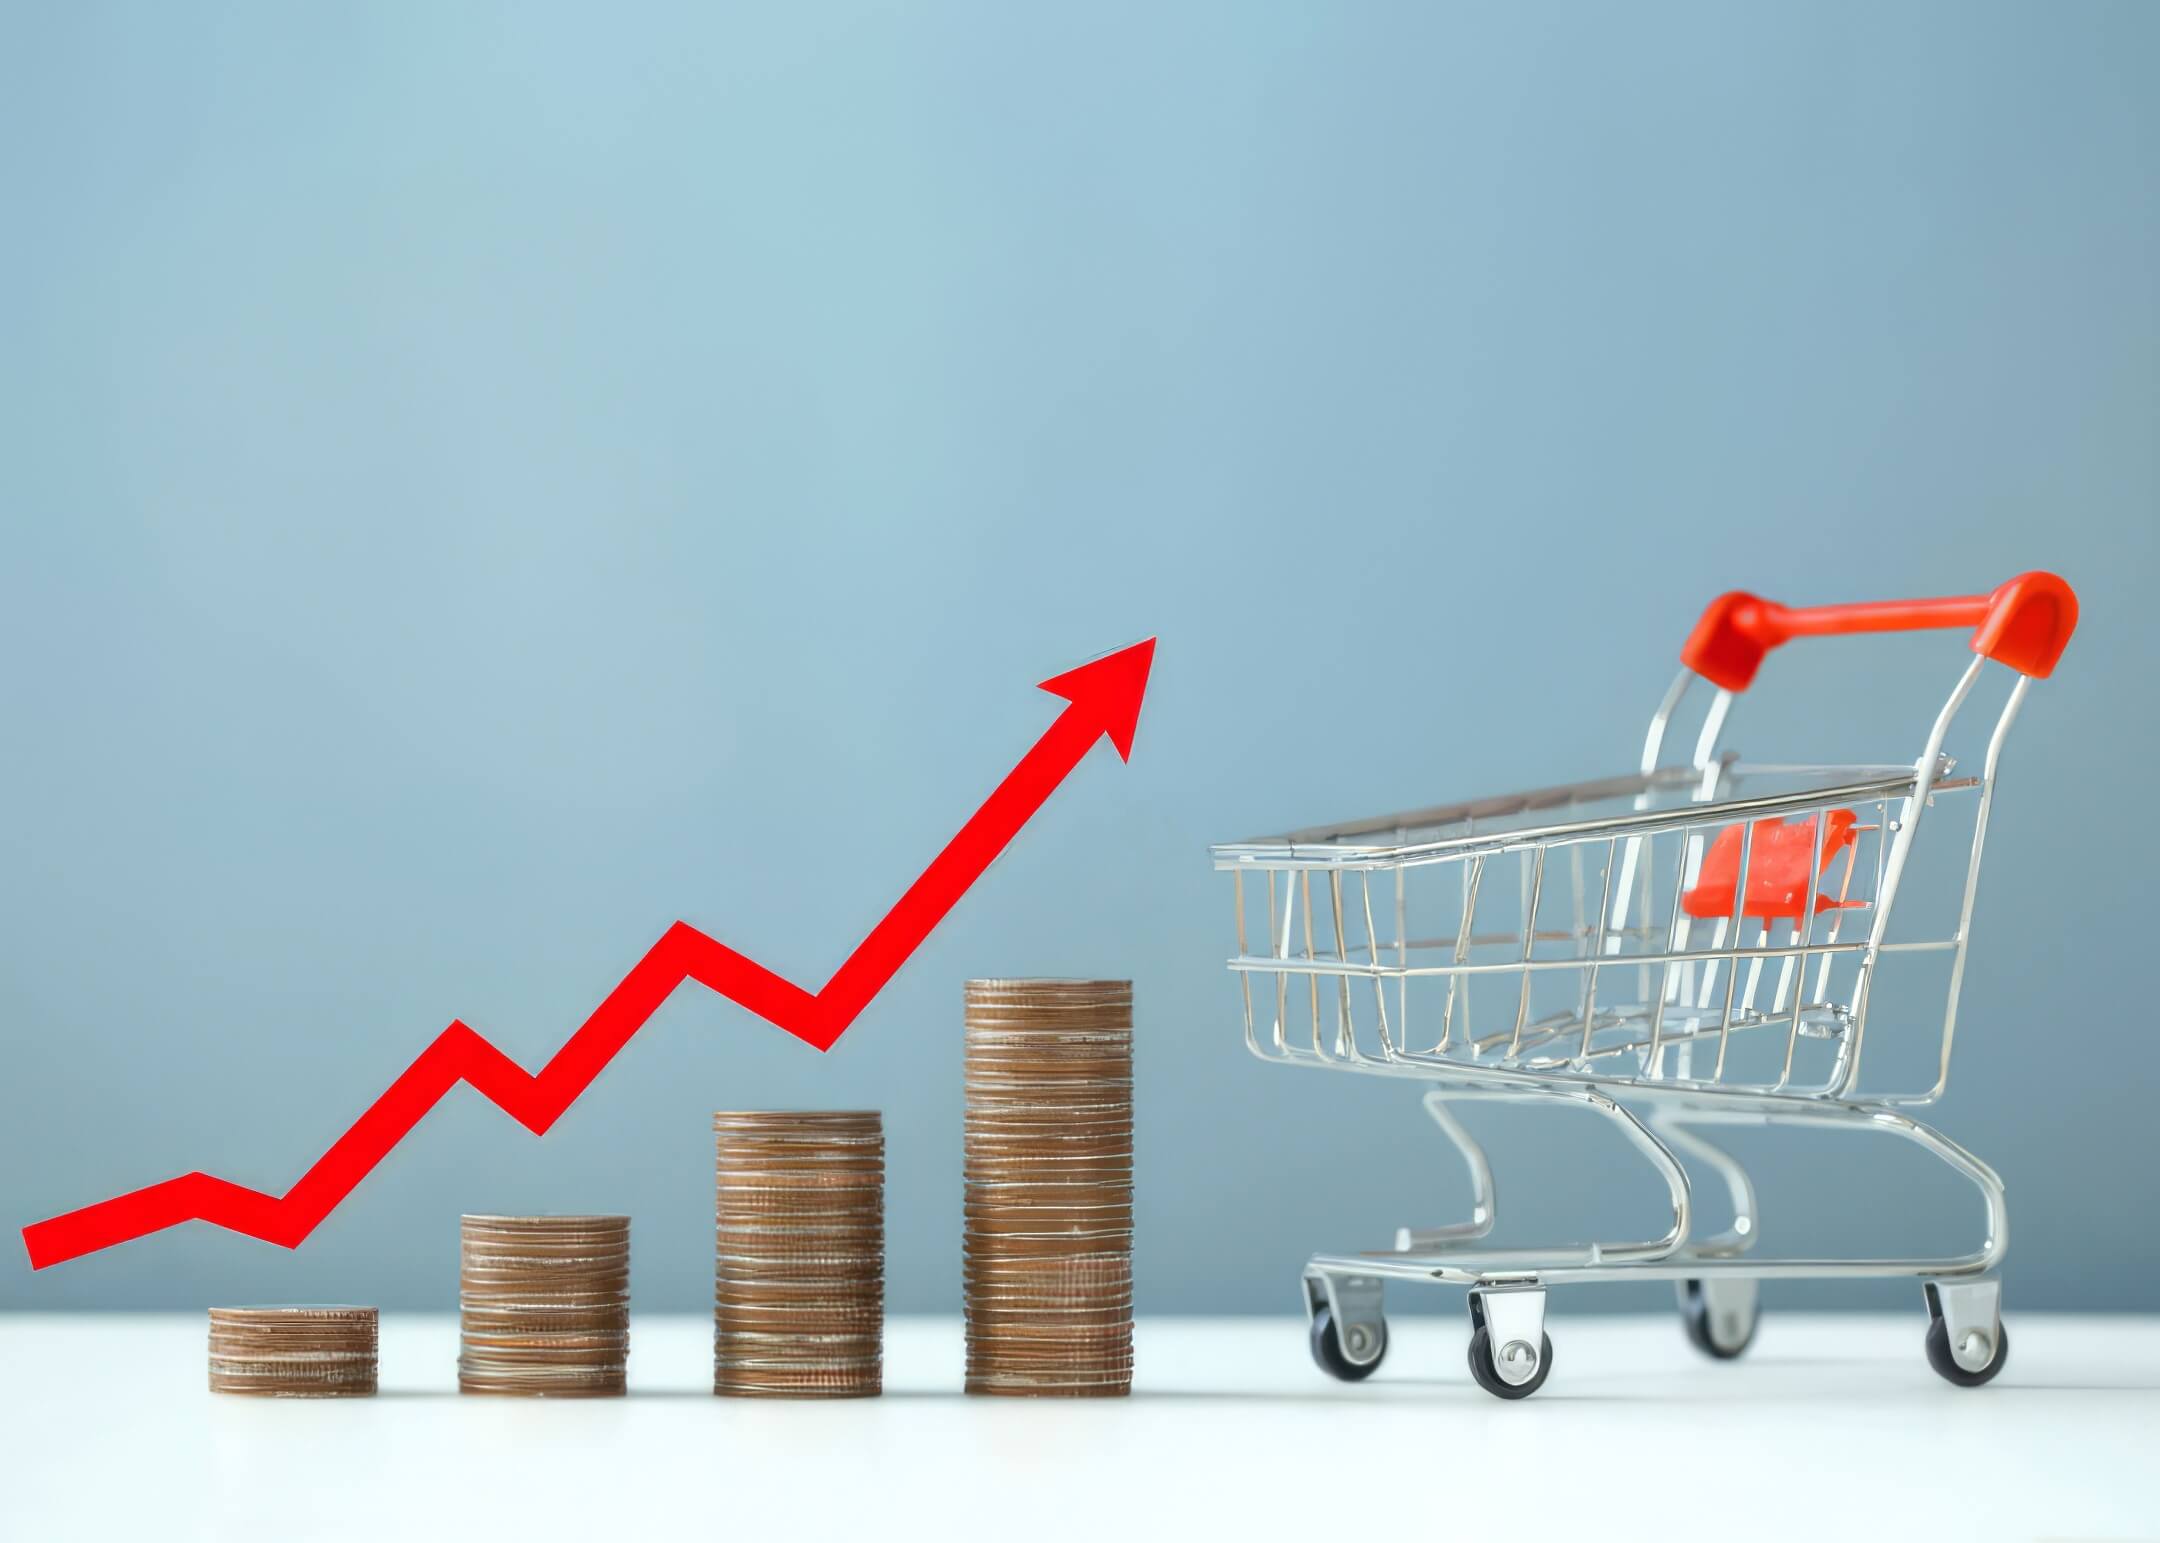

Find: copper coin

[961,980,1132,1398]
[458,1215,631,1397]
[714,1111,885,1400]
[207,1306,378,1397]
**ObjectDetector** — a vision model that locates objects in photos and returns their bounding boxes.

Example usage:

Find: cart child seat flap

[1682,809,1860,922]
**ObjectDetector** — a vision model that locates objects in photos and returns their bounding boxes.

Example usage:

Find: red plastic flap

[1682,810,1861,923]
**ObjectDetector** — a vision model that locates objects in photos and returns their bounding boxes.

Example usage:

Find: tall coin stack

[207,1306,378,1397]
[458,1214,630,1396]
[963,978,1134,1396]
[713,1110,884,1398]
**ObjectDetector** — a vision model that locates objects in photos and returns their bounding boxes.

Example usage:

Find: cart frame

[1212,573,2077,1397]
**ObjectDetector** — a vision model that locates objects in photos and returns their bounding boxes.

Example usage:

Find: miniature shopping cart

[1212,573,2077,1398]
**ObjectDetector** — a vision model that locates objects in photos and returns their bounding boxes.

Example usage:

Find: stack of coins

[458,1214,630,1396]
[207,1306,378,1397]
[713,1110,884,1398]
[963,978,1134,1396]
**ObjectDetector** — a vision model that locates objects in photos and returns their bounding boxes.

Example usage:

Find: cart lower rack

[1214,573,2076,1398]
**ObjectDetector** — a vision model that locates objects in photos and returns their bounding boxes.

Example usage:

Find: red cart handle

[1681,571,2078,692]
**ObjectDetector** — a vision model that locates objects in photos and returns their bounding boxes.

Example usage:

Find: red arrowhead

[1039,638,1156,761]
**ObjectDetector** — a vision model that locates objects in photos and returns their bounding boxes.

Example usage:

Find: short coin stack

[458,1214,630,1396]
[207,1306,378,1397]
[713,1110,884,1398]
[963,978,1133,1396]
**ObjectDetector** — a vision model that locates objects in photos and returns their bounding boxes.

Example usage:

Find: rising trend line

[23,639,1156,1269]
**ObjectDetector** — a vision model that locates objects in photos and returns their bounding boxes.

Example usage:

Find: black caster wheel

[1309,1304,1387,1381]
[1466,1325,1553,1400]
[1925,1315,2009,1387]
[1680,1279,1757,1361]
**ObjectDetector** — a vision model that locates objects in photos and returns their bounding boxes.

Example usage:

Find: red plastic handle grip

[1680,571,2078,692]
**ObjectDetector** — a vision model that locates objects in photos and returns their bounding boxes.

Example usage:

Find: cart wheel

[1923,1279,2008,1388]
[1679,1278,1757,1361]
[1466,1326,1552,1400]
[1925,1315,2008,1387]
[1308,1305,1387,1381]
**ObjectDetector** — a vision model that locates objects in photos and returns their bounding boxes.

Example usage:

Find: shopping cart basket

[1212,572,2077,1398]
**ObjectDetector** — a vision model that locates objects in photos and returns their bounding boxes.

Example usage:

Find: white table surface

[2,1312,2153,1541]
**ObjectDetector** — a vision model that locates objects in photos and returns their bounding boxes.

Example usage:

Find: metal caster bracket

[1469,1285,1549,1389]
[1304,1270,1386,1370]
[1680,1275,1760,1357]
[1927,1278,2003,1375]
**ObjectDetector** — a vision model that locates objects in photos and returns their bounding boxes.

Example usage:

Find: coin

[458,1214,629,1396]
[208,1306,378,1397]
[714,1110,884,1398]
[963,979,1133,1397]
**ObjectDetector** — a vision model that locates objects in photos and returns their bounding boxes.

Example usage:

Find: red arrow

[22,639,1156,1270]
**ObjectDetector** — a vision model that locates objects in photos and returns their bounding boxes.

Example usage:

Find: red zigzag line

[22,639,1155,1270]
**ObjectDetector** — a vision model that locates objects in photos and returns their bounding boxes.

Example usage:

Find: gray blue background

[4,1,2155,1316]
